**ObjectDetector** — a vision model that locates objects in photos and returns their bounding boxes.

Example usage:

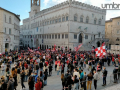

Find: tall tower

[30,0,40,16]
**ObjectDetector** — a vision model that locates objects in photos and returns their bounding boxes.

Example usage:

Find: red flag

[54,44,56,50]
[74,46,78,51]
[95,46,106,57]
[101,42,105,46]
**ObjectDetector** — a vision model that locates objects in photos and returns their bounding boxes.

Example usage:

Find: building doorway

[97,41,100,47]
[5,43,9,51]
[79,33,82,43]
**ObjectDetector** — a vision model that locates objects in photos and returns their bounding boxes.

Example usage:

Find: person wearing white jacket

[1,63,6,75]
[93,70,99,90]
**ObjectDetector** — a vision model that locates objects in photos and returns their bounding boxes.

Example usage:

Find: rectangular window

[55,19,58,23]
[5,28,6,33]
[40,34,41,39]
[50,20,52,24]
[74,34,77,39]
[52,34,54,39]
[52,20,54,24]
[65,34,68,39]
[62,34,64,39]
[85,35,88,39]
[5,15,6,22]
[62,17,65,22]
[9,28,11,34]
[58,34,60,39]
[59,18,61,22]
[55,34,57,39]
[66,16,68,21]
[47,35,48,39]
[49,34,51,39]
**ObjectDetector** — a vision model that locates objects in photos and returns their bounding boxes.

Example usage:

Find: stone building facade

[0,7,20,53]
[21,0,106,50]
[105,16,120,49]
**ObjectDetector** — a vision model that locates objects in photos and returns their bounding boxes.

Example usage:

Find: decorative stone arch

[78,33,84,43]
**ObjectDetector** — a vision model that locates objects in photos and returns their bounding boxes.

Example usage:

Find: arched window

[80,15,83,22]
[86,16,89,23]
[94,18,97,24]
[9,16,11,24]
[99,19,101,25]
[74,14,77,21]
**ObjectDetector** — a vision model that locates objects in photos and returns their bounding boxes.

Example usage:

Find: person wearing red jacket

[35,78,42,90]
[24,62,28,69]
[112,56,115,65]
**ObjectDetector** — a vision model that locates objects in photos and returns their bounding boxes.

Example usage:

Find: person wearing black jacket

[49,64,52,76]
[102,67,107,86]
[107,57,111,66]
[73,75,79,90]
[113,66,118,83]
[65,75,73,90]
[21,70,26,89]
[44,70,48,86]
[39,61,43,71]
[28,76,34,90]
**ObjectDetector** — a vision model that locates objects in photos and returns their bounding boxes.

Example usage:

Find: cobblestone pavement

[0,62,120,90]
[101,83,120,90]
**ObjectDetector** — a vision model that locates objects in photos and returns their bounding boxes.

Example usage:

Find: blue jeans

[112,61,114,65]
[103,76,106,85]
[57,70,60,75]
[36,70,39,75]
[73,83,79,90]
[44,80,47,85]
[24,75,28,81]
[1,70,4,75]
[40,68,43,71]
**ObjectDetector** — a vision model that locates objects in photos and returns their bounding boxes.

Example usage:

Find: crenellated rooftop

[34,0,106,17]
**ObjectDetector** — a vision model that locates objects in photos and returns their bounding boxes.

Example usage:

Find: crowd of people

[0,49,120,90]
